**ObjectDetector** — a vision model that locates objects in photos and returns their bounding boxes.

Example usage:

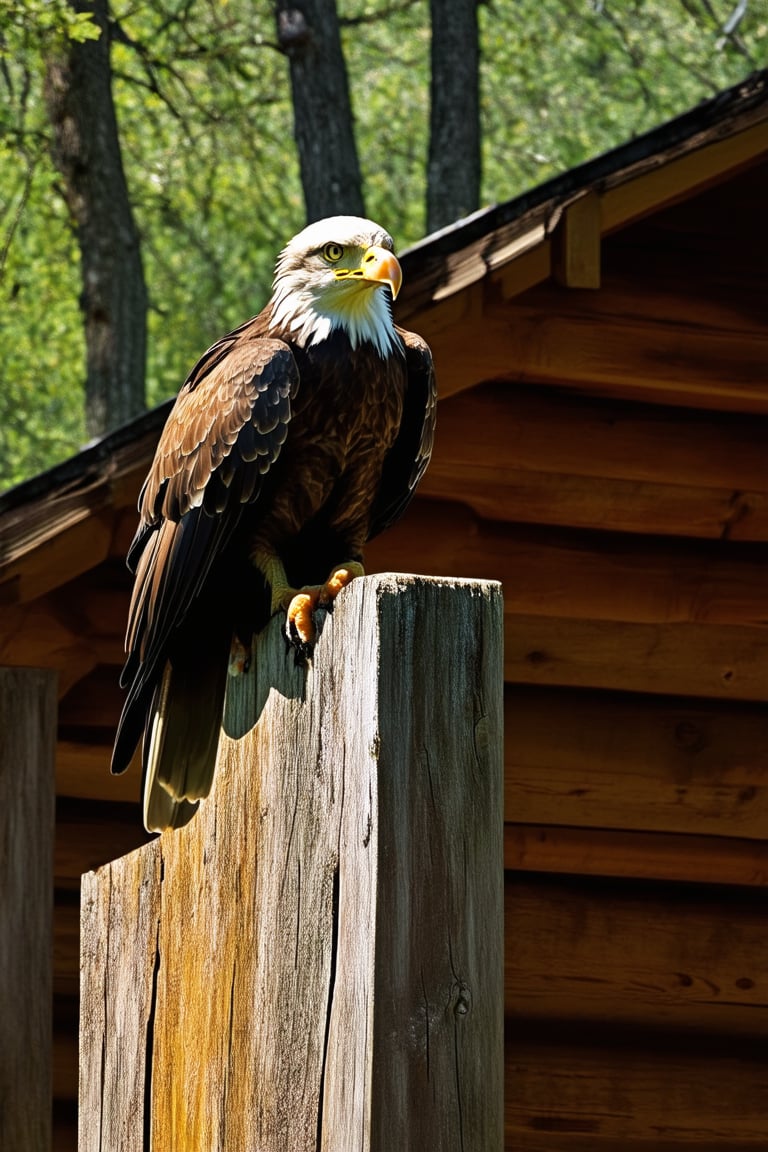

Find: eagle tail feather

[141,631,231,834]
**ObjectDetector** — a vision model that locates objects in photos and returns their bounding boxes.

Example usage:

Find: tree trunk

[45,0,147,438]
[276,0,365,223]
[427,0,481,233]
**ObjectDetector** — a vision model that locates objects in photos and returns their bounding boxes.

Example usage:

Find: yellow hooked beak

[335,245,403,301]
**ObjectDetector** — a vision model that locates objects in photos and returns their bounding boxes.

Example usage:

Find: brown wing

[138,333,296,525]
[368,326,436,538]
[111,329,299,775]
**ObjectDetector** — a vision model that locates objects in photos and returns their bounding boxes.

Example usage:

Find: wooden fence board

[79,843,162,1152]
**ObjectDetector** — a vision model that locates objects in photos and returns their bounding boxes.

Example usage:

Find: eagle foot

[284,562,365,662]
[285,590,320,663]
[317,562,365,606]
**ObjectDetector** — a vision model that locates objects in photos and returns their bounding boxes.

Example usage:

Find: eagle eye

[323,242,344,263]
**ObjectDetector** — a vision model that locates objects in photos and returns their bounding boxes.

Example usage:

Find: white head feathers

[269,216,402,358]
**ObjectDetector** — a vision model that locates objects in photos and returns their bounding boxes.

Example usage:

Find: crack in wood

[142,917,161,1151]
[98,868,113,1152]
[315,863,341,1152]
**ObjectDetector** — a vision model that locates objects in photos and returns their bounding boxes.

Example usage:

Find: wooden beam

[0,513,113,606]
[486,303,768,413]
[422,466,768,542]
[557,252,766,338]
[0,429,155,600]
[504,614,767,701]
[369,505,768,630]
[553,192,601,289]
[0,598,124,697]
[600,120,768,234]
[419,382,768,541]
[0,668,56,1152]
[504,687,768,840]
[504,824,768,887]
[505,1031,768,1150]
[79,575,504,1151]
[401,287,768,411]
[505,877,768,1035]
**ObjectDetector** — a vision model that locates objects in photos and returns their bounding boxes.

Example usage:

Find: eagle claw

[283,563,364,663]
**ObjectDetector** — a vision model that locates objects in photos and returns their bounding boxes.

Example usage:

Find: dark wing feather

[111,331,299,776]
[368,327,436,539]
[138,335,295,525]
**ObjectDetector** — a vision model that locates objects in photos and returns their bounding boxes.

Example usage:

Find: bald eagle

[111,216,436,832]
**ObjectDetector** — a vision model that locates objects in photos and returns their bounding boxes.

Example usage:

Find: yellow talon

[318,561,365,606]
[251,546,366,662]
[286,589,320,646]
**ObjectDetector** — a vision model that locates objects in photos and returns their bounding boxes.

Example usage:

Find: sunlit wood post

[79,574,504,1151]
[0,668,56,1152]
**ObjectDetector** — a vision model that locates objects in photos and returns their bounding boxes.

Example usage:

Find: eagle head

[269,215,403,357]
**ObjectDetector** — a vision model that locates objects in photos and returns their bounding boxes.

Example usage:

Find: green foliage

[0,0,100,44]
[0,0,95,486]
[480,0,767,196]
[0,0,764,490]
[107,1,302,409]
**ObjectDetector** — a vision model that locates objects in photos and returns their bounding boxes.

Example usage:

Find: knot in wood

[453,981,472,1017]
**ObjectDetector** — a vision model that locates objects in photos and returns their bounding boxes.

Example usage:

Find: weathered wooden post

[80,574,504,1150]
[0,667,56,1152]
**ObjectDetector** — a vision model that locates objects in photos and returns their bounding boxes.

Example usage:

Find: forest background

[1,0,764,491]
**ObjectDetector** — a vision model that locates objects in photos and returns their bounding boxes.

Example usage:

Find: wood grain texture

[419,382,768,540]
[553,192,602,289]
[505,1031,768,1150]
[504,877,768,1037]
[0,667,56,1152]
[373,505,766,624]
[504,686,768,839]
[598,119,768,236]
[503,615,767,701]
[504,825,768,888]
[80,845,162,1152]
[79,575,504,1152]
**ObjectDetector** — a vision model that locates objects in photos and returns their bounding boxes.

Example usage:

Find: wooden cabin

[1,70,766,1149]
